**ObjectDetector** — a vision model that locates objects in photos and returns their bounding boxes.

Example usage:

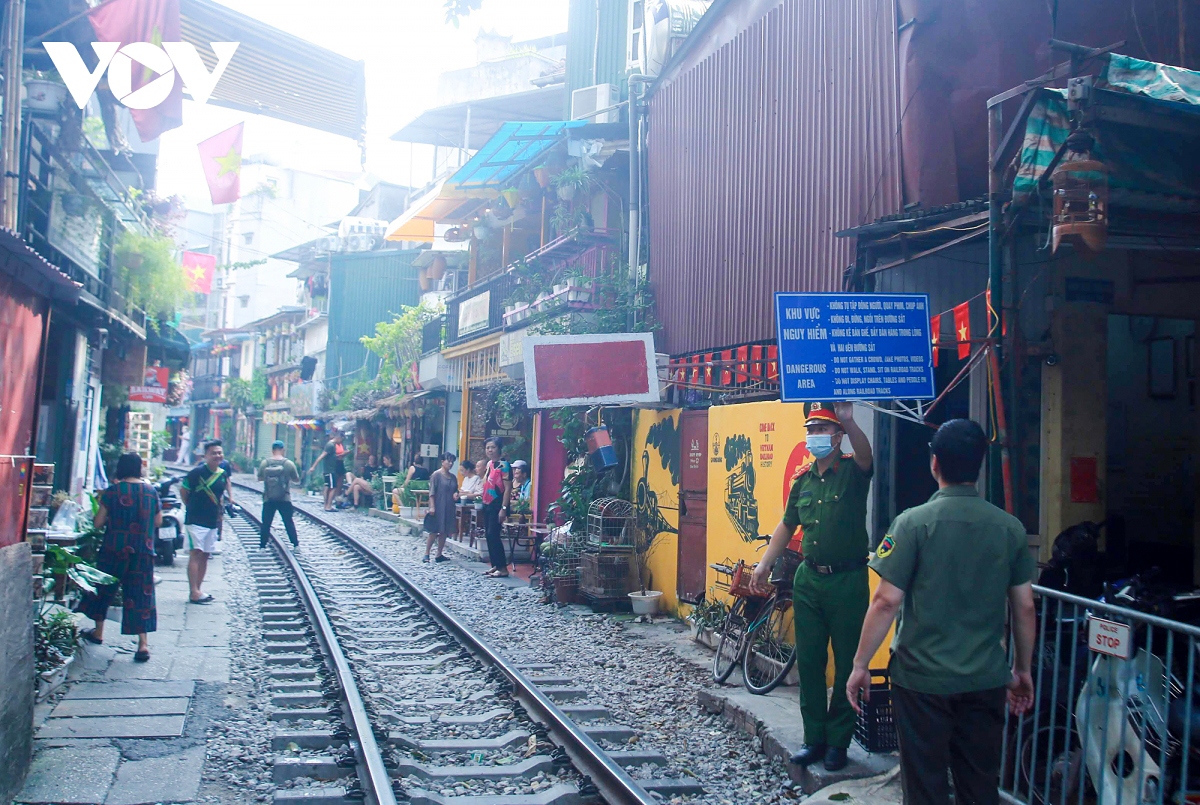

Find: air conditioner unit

[571,83,619,124]
[643,0,712,76]
[345,234,377,252]
[338,217,388,239]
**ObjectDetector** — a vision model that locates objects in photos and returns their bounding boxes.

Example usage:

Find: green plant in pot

[551,165,592,201]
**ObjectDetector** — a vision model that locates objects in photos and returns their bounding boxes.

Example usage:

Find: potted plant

[552,165,592,202]
[628,520,663,616]
[23,69,67,112]
[564,269,592,303]
[543,544,578,605]
[686,593,728,649]
[501,187,521,209]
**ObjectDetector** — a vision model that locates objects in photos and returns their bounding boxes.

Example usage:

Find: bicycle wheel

[713,598,751,684]
[742,594,796,695]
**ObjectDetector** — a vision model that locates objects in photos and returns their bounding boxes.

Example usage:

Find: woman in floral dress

[78,453,162,662]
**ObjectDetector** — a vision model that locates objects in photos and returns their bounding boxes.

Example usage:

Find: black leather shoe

[824,746,848,771]
[789,743,827,766]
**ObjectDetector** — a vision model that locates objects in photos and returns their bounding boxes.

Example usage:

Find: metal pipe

[988,345,1015,514]
[2,0,27,230]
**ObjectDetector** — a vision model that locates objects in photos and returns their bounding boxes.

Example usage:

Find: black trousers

[483,500,506,569]
[261,500,299,547]
[893,684,1007,805]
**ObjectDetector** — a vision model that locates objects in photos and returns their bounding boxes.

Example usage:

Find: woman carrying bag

[78,453,162,662]
[480,438,512,578]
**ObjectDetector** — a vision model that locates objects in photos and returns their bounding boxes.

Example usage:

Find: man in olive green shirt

[752,400,872,772]
[847,419,1037,805]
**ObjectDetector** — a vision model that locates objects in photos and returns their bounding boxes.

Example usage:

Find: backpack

[262,460,292,502]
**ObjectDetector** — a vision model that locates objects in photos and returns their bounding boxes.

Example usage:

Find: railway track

[228,481,704,805]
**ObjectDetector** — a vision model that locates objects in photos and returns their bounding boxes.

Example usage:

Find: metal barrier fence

[1000,585,1200,805]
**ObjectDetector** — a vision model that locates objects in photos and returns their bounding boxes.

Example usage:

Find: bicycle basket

[730,560,761,598]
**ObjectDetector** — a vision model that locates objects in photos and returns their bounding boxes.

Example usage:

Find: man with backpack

[258,440,300,549]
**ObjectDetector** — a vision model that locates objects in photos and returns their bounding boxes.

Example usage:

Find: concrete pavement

[16,545,231,805]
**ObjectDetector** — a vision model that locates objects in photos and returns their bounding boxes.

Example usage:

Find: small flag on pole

[931,314,941,368]
[953,302,971,360]
[198,123,244,205]
[182,251,216,293]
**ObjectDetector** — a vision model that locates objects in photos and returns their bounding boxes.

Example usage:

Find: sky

[155,0,568,211]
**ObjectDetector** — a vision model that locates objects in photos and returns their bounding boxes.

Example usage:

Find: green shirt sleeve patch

[876,534,896,558]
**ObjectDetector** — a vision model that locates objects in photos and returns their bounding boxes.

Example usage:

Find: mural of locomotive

[722,434,759,542]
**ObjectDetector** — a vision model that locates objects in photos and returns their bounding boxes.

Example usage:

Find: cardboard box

[30,485,53,507]
[32,464,54,485]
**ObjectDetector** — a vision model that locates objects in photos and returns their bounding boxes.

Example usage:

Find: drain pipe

[627,74,653,330]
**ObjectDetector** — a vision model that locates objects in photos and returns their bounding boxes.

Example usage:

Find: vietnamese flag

[930,314,941,367]
[198,123,244,205]
[182,251,216,294]
[88,0,182,142]
[953,302,971,360]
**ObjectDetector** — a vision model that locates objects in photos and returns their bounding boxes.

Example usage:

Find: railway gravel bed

[233,482,800,804]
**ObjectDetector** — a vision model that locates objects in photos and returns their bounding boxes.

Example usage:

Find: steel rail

[236,502,398,805]
[234,481,658,805]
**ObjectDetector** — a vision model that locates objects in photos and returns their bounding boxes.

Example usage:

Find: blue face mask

[806,434,835,459]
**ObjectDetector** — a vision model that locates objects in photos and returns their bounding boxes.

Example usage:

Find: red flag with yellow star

[88,0,182,142]
[198,123,244,205]
[182,251,216,294]
[953,302,971,360]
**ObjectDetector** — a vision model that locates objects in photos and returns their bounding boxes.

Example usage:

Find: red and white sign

[1087,616,1132,659]
[523,333,660,409]
[129,366,170,403]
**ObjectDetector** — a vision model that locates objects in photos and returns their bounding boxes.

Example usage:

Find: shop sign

[499,329,525,379]
[458,290,491,337]
[523,333,660,408]
[775,292,935,402]
[129,366,169,403]
[1087,616,1132,659]
[419,443,440,458]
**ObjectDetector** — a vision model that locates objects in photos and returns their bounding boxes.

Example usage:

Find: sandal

[133,650,150,663]
[189,594,215,604]
[422,555,430,563]
[80,629,103,645]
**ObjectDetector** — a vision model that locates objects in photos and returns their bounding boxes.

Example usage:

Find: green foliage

[151,429,171,458]
[113,230,187,323]
[43,545,117,596]
[360,300,443,392]
[687,591,730,630]
[226,368,267,412]
[546,407,633,527]
[487,383,527,428]
[502,258,659,338]
[35,609,77,674]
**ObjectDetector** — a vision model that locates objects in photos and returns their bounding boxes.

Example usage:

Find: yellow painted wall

[705,401,894,676]
[631,409,682,615]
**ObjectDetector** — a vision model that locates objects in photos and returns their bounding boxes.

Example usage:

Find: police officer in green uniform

[752,401,872,772]
[846,419,1037,805]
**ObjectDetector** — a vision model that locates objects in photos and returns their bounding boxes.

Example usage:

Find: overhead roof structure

[180,0,366,142]
[448,120,585,191]
[390,86,565,147]
[384,178,489,243]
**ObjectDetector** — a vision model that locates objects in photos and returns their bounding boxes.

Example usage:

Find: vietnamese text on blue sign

[774,292,936,402]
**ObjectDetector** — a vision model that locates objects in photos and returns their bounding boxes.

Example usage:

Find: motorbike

[155,476,185,565]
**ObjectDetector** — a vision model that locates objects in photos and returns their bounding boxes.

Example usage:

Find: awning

[384,179,488,243]
[145,321,192,365]
[287,418,321,430]
[0,227,79,301]
[449,121,585,192]
[180,0,366,142]
[375,389,437,413]
[391,86,566,147]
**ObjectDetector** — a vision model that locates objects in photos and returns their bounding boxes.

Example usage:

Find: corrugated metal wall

[565,0,630,114]
[326,250,421,390]
[647,0,902,355]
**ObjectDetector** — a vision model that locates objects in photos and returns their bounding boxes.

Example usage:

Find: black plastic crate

[853,669,898,753]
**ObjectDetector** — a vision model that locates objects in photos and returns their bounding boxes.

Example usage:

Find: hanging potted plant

[552,165,592,202]
[533,165,551,188]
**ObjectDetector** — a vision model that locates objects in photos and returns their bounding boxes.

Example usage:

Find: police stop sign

[1087,616,1132,659]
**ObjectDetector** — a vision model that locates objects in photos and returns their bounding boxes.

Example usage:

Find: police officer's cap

[804,401,842,427]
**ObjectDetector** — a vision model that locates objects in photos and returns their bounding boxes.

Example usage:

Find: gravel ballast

[233,482,801,804]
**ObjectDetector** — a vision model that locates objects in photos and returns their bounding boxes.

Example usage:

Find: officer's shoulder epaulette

[791,463,812,481]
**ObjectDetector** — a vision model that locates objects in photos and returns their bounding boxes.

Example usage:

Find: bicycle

[709,538,800,694]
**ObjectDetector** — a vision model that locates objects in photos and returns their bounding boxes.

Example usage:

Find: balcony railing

[191,375,224,403]
[422,315,446,355]
[445,271,516,347]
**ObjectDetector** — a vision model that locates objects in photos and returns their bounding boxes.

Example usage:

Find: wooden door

[677,409,709,603]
